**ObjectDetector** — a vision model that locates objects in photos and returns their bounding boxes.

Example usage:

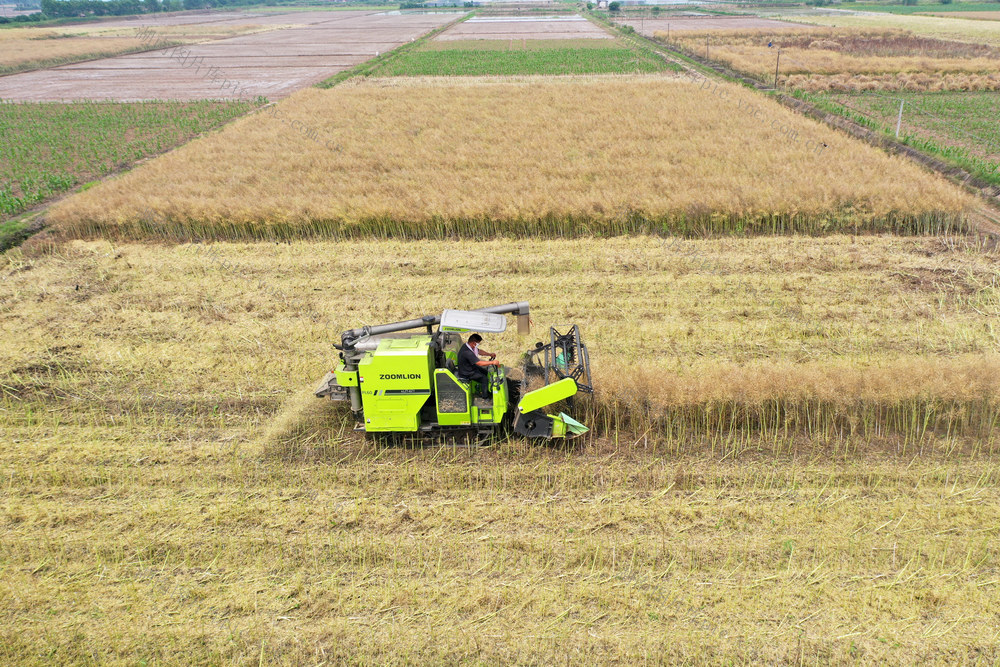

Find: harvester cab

[315,302,593,442]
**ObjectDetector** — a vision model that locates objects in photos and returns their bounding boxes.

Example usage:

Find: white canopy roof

[439,309,508,334]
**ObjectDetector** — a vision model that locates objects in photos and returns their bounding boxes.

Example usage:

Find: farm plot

[813,90,1000,184]
[2,235,999,452]
[0,98,262,229]
[921,10,1000,20]
[0,28,173,76]
[0,19,292,76]
[372,37,668,76]
[436,14,610,41]
[615,14,797,36]
[46,76,976,241]
[0,11,459,101]
[850,2,1000,14]
[1,236,999,663]
[783,11,1000,47]
[659,27,1000,92]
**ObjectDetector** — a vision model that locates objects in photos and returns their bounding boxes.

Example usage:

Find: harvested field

[45,9,301,29]
[2,236,999,663]
[46,75,976,241]
[786,11,1000,47]
[0,11,459,101]
[436,14,609,41]
[419,38,614,50]
[0,18,293,75]
[920,10,1000,20]
[616,15,797,36]
[660,27,1000,92]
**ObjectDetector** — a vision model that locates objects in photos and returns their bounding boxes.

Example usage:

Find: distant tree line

[16,0,291,21]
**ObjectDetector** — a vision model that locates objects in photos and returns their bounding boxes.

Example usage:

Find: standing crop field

[0,98,263,227]
[783,11,1000,47]
[1,236,999,663]
[659,27,1000,92]
[46,76,975,241]
[0,29,174,75]
[370,38,670,76]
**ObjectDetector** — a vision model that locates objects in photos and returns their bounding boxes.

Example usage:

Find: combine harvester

[315,302,593,442]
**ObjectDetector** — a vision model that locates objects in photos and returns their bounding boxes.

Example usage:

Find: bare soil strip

[0,11,459,101]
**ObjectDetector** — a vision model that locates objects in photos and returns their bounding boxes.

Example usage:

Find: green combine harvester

[315,302,593,441]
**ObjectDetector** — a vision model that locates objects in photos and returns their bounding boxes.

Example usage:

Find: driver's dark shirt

[457,344,486,381]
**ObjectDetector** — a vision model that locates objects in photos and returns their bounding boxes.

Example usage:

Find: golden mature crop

[4,234,998,446]
[47,75,975,241]
[661,27,1000,91]
[784,71,1000,93]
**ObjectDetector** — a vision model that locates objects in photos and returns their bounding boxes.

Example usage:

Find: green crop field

[0,99,263,240]
[370,41,671,77]
[811,90,1000,184]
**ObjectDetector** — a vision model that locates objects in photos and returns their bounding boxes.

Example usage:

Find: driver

[457,333,499,400]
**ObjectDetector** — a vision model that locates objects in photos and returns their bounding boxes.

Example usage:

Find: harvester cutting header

[315,302,593,441]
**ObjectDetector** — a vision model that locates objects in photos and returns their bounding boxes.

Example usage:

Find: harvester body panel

[358,336,434,432]
[334,364,359,387]
[517,377,578,414]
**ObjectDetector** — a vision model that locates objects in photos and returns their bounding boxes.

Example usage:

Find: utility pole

[706,35,709,59]
[895,99,905,138]
[774,49,781,89]
[666,22,670,42]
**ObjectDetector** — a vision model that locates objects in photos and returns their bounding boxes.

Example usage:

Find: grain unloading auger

[315,302,593,441]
